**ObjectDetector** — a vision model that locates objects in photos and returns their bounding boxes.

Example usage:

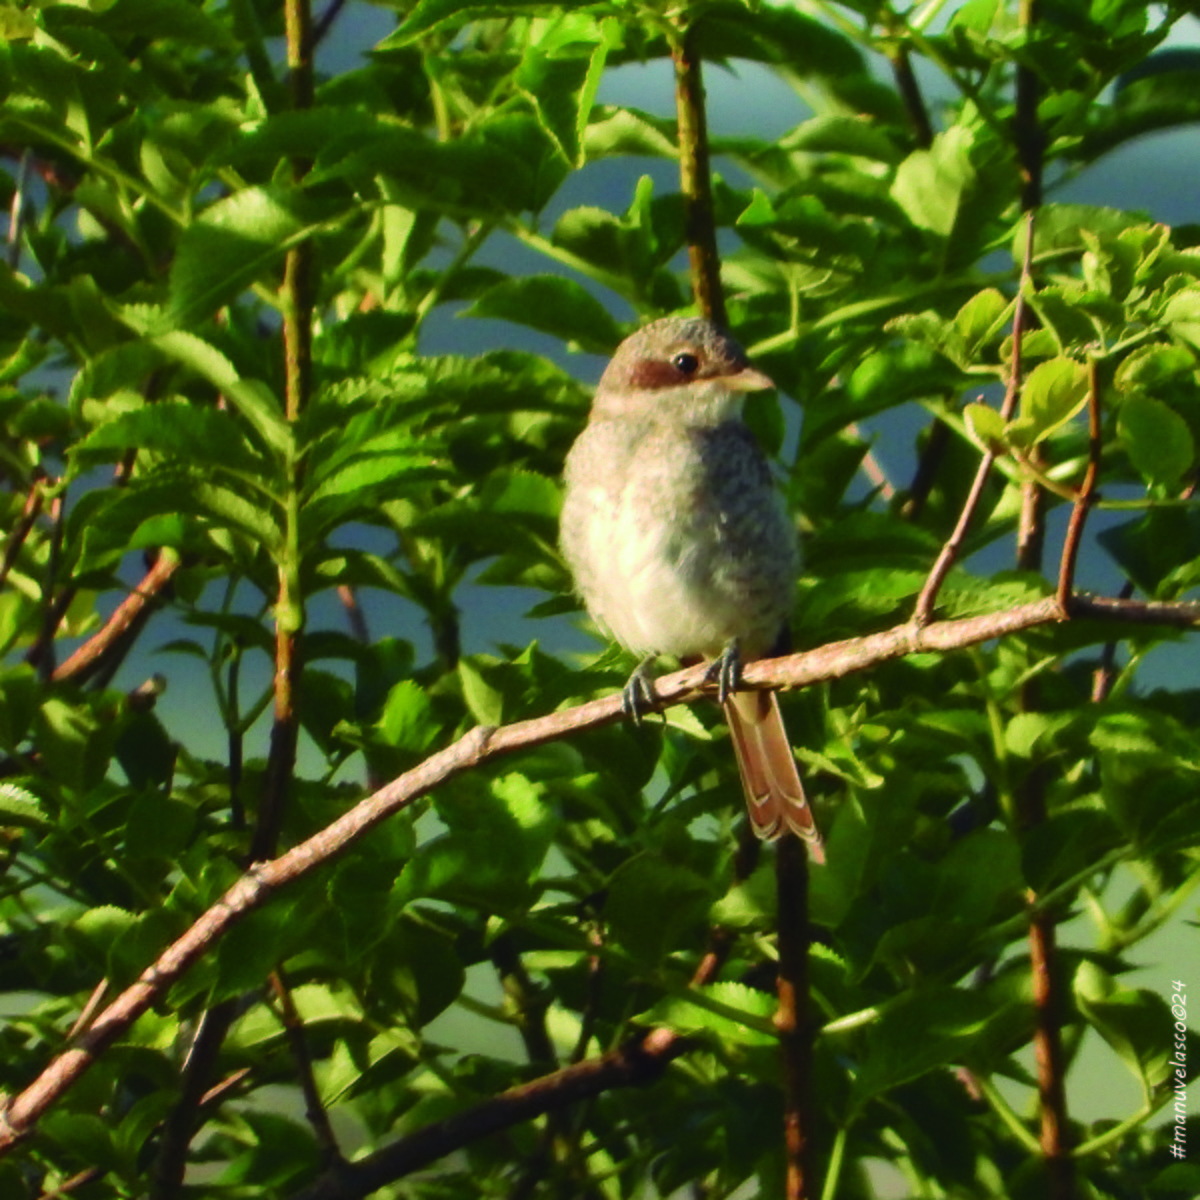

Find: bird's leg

[622,655,660,725]
[702,638,742,706]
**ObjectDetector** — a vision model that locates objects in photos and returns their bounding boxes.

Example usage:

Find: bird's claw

[702,639,742,706]
[621,657,659,726]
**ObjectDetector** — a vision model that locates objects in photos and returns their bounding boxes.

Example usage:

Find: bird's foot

[702,638,742,706]
[622,656,660,726]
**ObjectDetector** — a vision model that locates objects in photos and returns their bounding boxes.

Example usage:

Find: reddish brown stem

[673,24,725,328]
[1056,358,1101,613]
[0,474,44,589]
[51,552,179,685]
[775,836,814,1199]
[287,1029,691,1200]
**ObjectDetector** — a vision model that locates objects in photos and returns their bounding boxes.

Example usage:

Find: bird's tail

[724,690,825,862]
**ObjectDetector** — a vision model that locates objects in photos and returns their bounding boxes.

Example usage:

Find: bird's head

[591,317,774,425]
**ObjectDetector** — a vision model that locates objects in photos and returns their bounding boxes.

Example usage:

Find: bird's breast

[561,419,795,659]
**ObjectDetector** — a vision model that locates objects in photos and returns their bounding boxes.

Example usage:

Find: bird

[560,316,824,860]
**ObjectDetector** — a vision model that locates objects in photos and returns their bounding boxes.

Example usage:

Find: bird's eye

[671,352,700,375]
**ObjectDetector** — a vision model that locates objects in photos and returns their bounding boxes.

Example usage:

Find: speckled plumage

[561,317,823,855]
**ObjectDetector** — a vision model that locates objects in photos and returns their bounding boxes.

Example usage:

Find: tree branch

[1,592,1197,1152]
[1056,357,1101,613]
[775,837,813,1199]
[50,550,179,685]
[286,1028,690,1200]
[673,22,725,327]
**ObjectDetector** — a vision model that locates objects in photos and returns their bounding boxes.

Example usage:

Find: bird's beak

[725,366,775,392]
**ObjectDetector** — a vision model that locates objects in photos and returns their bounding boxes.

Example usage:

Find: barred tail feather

[724,690,825,863]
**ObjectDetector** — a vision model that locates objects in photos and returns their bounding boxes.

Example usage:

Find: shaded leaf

[463,274,624,352]
[1118,395,1194,486]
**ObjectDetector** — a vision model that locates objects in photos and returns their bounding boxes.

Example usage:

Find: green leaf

[0,667,37,748]
[1017,204,1142,264]
[73,401,268,476]
[1118,395,1194,485]
[963,400,1006,450]
[517,43,593,167]
[168,187,332,329]
[640,982,777,1047]
[779,114,901,162]
[852,987,999,1107]
[891,127,976,239]
[58,0,237,48]
[1075,964,1177,1096]
[124,795,195,861]
[35,697,121,791]
[388,921,466,1027]
[583,105,676,159]
[953,288,1012,356]
[1113,342,1196,391]
[378,680,440,755]
[459,656,504,726]
[71,905,139,964]
[463,274,623,352]
[1017,356,1089,445]
[1163,285,1200,354]
[605,856,714,965]
[1022,808,1122,893]
[0,780,47,829]
[73,475,281,574]
[382,0,595,47]
[149,331,289,455]
[116,712,176,793]
[40,1113,119,1173]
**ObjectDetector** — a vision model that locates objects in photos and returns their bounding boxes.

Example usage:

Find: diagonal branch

[51,551,180,685]
[2,593,1198,1152]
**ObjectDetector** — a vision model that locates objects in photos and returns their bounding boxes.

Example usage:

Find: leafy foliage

[0,1,1198,1198]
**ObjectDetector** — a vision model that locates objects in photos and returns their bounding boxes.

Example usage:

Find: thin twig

[1090,579,1135,702]
[846,423,895,501]
[0,473,44,590]
[150,1002,240,1199]
[228,644,246,831]
[6,149,30,269]
[312,0,347,45]
[66,980,109,1042]
[36,1167,102,1198]
[270,969,344,1169]
[337,584,370,645]
[912,209,1037,624]
[1056,357,1101,613]
[887,45,934,150]
[901,419,950,520]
